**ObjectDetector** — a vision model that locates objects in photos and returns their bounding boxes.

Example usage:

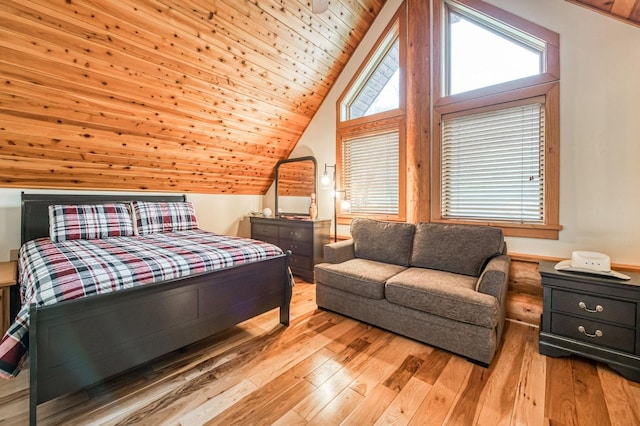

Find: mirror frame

[275,156,317,217]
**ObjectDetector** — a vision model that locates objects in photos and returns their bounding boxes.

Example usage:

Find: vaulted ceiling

[566,0,640,27]
[2,1,638,196]
[0,0,385,194]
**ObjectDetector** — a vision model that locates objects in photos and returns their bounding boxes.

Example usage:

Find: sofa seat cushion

[385,267,500,328]
[315,258,407,300]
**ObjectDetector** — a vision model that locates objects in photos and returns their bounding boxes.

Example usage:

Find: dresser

[250,217,330,282]
[538,260,640,382]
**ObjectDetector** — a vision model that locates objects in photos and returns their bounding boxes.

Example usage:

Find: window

[342,129,400,215]
[337,6,406,221]
[441,101,545,222]
[341,21,401,121]
[446,7,544,95]
[433,0,560,239]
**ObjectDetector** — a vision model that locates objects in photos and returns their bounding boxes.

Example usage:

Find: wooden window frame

[431,0,561,239]
[336,3,407,224]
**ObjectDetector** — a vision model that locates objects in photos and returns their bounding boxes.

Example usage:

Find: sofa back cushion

[411,223,504,277]
[351,218,415,266]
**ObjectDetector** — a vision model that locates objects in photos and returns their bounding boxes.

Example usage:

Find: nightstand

[0,261,17,336]
[538,260,640,382]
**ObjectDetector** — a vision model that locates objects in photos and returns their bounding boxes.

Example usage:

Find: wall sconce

[321,164,350,242]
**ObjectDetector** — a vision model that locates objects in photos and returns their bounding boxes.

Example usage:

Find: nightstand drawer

[550,312,635,353]
[279,227,312,242]
[551,289,636,326]
[279,238,312,256]
[252,224,279,238]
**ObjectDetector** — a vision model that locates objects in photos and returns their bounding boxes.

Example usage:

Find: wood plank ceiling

[566,0,640,27]
[0,0,385,194]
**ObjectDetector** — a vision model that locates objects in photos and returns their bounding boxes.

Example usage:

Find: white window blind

[342,130,399,215]
[441,103,545,222]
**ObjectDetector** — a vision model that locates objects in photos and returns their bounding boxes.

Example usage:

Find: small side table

[0,261,17,336]
[538,260,640,382]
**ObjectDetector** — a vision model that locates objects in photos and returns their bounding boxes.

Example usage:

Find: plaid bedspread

[0,230,284,378]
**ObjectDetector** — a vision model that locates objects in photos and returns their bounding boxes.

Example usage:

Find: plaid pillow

[49,203,135,242]
[132,201,199,235]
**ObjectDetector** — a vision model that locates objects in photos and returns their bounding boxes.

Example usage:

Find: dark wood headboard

[20,192,186,244]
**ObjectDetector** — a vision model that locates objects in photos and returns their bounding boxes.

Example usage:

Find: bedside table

[538,260,640,382]
[0,261,17,336]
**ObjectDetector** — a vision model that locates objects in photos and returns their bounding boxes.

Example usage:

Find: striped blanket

[0,230,284,378]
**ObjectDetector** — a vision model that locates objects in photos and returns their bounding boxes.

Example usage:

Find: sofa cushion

[351,218,415,266]
[410,223,504,277]
[315,258,407,300]
[386,268,500,328]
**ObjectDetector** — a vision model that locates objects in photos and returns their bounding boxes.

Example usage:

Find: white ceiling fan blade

[312,0,329,14]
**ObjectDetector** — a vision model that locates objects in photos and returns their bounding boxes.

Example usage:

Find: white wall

[0,188,262,261]
[285,0,640,265]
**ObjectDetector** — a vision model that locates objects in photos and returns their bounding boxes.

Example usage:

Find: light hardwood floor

[0,280,639,425]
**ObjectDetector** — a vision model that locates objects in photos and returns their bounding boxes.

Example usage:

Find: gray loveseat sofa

[314,218,511,366]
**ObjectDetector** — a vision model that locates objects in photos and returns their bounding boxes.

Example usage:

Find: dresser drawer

[290,254,312,271]
[279,238,312,256]
[550,312,635,353]
[252,224,279,239]
[255,235,279,247]
[279,226,312,242]
[551,289,636,327]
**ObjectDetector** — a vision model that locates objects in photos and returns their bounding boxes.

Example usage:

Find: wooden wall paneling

[0,0,385,193]
[0,2,321,121]
[566,0,640,27]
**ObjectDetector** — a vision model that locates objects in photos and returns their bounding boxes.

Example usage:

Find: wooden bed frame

[17,193,291,425]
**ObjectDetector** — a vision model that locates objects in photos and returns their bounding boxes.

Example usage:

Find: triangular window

[446,2,545,95]
[340,20,400,121]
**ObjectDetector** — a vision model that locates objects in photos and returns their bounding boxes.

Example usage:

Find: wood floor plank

[294,327,393,420]
[512,325,547,425]
[307,387,364,426]
[442,364,488,425]
[348,335,421,398]
[0,281,637,425]
[340,383,398,426]
[408,356,474,425]
[571,358,612,426]
[473,321,528,425]
[544,355,578,425]
[201,348,322,425]
[597,366,640,426]
[374,376,431,426]
[115,311,350,425]
[413,349,451,385]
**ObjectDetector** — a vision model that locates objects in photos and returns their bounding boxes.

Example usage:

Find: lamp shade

[320,172,332,189]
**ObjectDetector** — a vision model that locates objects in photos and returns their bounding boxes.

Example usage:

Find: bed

[2,193,291,425]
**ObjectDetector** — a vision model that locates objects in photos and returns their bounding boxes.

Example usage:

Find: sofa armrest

[476,255,511,302]
[324,239,356,264]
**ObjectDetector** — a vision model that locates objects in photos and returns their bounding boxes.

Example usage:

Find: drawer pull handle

[578,325,603,338]
[578,301,603,313]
